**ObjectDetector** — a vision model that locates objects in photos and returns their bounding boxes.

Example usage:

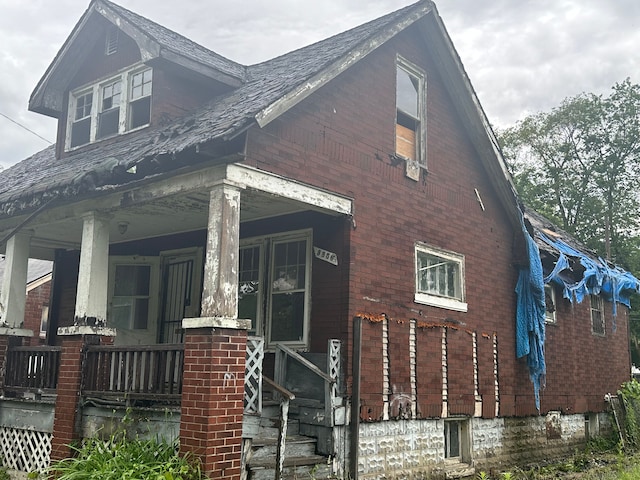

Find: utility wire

[0,111,53,144]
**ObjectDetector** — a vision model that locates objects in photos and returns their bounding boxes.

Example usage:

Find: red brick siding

[23,280,51,345]
[180,328,246,480]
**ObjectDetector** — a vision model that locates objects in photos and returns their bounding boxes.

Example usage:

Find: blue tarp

[538,232,640,314]
[515,222,546,411]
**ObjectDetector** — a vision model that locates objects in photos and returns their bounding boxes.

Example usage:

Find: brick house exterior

[0,1,636,478]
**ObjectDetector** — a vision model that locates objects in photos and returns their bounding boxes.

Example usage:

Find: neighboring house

[0,1,637,478]
[0,257,52,343]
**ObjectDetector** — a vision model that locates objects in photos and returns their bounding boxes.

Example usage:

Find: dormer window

[66,66,152,150]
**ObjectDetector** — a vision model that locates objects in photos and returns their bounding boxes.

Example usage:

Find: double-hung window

[67,65,152,149]
[415,243,467,312]
[590,294,605,335]
[396,56,426,173]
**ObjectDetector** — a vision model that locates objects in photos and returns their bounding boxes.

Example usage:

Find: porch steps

[246,436,332,480]
[245,400,333,480]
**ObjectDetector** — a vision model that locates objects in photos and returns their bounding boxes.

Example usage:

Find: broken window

[415,243,467,312]
[396,57,426,169]
[544,284,557,324]
[590,294,605,335]
[66,65,153,150]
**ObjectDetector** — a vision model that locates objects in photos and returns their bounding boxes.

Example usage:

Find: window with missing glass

[415,243,467,312]
[396,57,426,168]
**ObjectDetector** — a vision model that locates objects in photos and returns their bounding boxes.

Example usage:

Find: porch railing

[82,344,184,403]
[4,346,62,396]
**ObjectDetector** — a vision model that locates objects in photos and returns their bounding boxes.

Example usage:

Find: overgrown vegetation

[42,410,204,480]
[47,435,203,480]
[617,379,640,450]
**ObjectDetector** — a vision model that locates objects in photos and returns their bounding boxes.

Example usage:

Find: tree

[499,79,640,269]
[499,79,640,364]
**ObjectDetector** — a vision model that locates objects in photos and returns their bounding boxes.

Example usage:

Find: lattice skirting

[0,426,51,473]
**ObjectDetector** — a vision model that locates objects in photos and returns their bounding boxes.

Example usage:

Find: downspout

[350,316,362,480]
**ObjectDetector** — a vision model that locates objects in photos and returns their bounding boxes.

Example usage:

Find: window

[590,294,605,335]
[40,305,49,339]
[67,65,152,149]
[415,243,467,312]
[396,57,426,170]
[444,419,470,463]
[239,230,312,348]
[108,256,159,344]
[544,284,556,324]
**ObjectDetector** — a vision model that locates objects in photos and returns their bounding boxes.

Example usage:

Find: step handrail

[275,344,335,385]
[262,375,293,480]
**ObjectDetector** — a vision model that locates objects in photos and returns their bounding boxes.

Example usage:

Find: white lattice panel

[245,336,264,415]
[0,426,51,473]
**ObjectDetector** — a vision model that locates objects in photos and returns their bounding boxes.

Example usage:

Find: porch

[0,336,344,477]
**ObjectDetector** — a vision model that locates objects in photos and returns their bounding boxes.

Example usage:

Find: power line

[0,111,53,145]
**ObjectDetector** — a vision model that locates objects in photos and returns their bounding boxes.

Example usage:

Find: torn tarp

[538,232,640,323]
[515,222,546,411]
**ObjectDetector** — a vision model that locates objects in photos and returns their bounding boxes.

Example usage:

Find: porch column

[51,212,115,460]
[181,181,250,480]
[74,211,110,326]
[0,231,32,329]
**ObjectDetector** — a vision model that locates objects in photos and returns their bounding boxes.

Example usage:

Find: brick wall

[23,279,51,345]
[242,23,629,415]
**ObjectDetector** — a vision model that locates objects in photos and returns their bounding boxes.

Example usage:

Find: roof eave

[254,2,433,128]
[418,6,522,231]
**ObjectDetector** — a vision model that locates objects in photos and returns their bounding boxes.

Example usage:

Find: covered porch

[0,162,352,478]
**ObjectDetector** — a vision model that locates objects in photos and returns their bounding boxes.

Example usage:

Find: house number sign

[314,247,338,266]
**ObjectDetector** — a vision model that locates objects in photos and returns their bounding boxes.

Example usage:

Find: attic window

[105,26,119,55]
[66,65,153,150]
[396,57,426,171]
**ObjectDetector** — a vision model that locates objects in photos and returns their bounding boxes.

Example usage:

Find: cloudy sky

[0,0,638,169]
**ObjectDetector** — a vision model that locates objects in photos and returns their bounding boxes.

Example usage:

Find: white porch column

[74,212,110,326]
[0,231,32,328]
[200,181,243,320]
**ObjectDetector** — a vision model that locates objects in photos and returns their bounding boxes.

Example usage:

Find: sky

[0,0,638,170]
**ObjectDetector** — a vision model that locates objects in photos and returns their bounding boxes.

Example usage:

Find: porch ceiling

[4,164,353,260]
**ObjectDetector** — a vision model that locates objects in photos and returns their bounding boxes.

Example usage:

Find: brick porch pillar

[50,328,114,461]
[180,181,249,480]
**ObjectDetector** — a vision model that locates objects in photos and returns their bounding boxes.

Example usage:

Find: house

[0,257,52,344]
[0,0,637,478]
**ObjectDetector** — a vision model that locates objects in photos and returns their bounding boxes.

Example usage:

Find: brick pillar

[51,327,114,461]
[180,323,248,480]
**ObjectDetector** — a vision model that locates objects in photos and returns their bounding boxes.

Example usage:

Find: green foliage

[498,79,640,270]
[48,432,203,480]
[618,379,640,450]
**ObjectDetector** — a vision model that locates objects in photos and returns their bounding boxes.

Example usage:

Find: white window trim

[239,238,266,337]
[240,229,313,350]
[414,243,467,312]
[396,55,427,170]
[66,63,152,151]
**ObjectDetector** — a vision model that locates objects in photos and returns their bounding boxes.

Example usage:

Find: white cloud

[0,0,638,168]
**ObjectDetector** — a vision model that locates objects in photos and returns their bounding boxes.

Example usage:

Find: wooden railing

[4,346,61,395]
[82,344,184,404]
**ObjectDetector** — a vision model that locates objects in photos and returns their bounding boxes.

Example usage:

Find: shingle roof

[101,0,246,82]
[0,1,427,216]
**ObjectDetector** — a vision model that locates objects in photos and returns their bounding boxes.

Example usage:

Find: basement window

[590,294,605,335]
[444,419,470,463]
[66,65,153,150]
[396,57,426,170]
[415,243,467,312]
